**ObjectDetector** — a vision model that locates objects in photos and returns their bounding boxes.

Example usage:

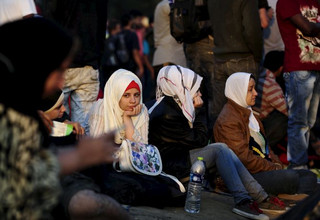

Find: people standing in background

[183,0,215,139]
[100,18,122,94]
[152,0,187,78]
[117,13,144,78]
[130,10,155,101]
[145,15,155,66]
[40,0,108,128]
[0,0,37,25]
[277,0,320,169]
[207,0,263,127]
[263,0,284,56]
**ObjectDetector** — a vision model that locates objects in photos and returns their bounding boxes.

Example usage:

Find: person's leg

[227,147,269,203]
[62,68,76,117]
[253,169,317,195]
[252,170,300,195]
[60,173,130,220]
[68,66,99,127]
[294,169,317,195]
[68,190,130,220]
[284,71,320,166]
[190,143,265,204]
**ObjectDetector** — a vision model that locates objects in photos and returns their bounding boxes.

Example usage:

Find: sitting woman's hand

[65,120,85,136]
[123,104,142,117]
[193,91,203,108]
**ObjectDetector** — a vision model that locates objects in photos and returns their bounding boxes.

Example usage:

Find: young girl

[86,69,187,207]
[40,89,85,139]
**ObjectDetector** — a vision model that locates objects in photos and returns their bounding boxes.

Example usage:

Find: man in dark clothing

[207,0,263,126]
[118,13,144,78]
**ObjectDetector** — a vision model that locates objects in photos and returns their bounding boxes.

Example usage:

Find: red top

[276,0,320,72]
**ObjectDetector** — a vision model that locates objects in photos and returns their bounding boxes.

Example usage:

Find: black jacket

[208,0,263,62]
[147,96,208,179]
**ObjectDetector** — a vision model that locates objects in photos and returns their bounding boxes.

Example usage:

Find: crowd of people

[1,0,320,220]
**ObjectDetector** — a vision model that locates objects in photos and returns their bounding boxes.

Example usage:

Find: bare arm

[290,13,320,37]
[259,8,270,29]
[122,104,142,141]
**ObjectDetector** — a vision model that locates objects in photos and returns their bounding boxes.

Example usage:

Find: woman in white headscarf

[148,66,286,218]
[214,72,317,196]
[86,69,149,144]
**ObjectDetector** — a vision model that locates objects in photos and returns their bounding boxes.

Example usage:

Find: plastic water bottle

[184,157,206,213]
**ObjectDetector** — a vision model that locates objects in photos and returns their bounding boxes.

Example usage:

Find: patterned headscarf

[150,65,202,127]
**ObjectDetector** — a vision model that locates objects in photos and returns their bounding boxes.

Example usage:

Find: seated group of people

[0,17,317,220]
[44,65,317,220]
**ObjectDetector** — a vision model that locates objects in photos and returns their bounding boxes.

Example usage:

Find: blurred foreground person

[0,17,129,220]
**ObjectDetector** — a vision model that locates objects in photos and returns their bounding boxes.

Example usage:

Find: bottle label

[190,172,203,183]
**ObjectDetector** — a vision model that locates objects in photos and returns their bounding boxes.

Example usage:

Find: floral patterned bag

[113,139,163,176]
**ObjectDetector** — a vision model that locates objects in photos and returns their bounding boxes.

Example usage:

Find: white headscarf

[149,65,203,127]
[225,72,260,132]
[88,69,148,143]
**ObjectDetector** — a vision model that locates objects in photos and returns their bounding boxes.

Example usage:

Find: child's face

[46,103,66,120]
[119,88,140,111]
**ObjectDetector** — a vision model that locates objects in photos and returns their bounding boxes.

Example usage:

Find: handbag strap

[160,172,186,193]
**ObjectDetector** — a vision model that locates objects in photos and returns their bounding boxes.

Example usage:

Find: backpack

[101,33,130,67]
[115,33,130,64]
[170,0,211,44]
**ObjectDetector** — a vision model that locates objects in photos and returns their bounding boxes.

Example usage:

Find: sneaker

[287,163,308,170]
[259,196,287,214]
[280,198,297,207]
[232,199,269,220]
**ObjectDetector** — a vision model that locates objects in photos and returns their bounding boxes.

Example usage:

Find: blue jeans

[190,143,268,204]
[63,66,100,127]
[252,169,317,195]
[284,71,320,165]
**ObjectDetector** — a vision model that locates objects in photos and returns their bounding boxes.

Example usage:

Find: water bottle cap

[197,157,203,161]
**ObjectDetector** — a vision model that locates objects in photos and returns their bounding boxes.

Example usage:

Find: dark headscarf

[0,17,74,118]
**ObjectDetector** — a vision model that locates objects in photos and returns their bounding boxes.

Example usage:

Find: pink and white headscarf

[88,69,148,143]
[149,65,203,127]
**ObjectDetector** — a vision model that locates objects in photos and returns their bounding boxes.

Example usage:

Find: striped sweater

[255,69,288,119]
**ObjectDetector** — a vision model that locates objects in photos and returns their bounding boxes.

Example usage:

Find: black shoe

[232,199,269,220]
[287,163,308,170]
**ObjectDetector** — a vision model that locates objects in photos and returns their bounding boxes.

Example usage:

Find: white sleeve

[87,100,105,138]
[20,0,37,17]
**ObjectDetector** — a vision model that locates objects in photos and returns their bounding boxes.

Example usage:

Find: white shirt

[152,0,186,67]
[0,0,37,26]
